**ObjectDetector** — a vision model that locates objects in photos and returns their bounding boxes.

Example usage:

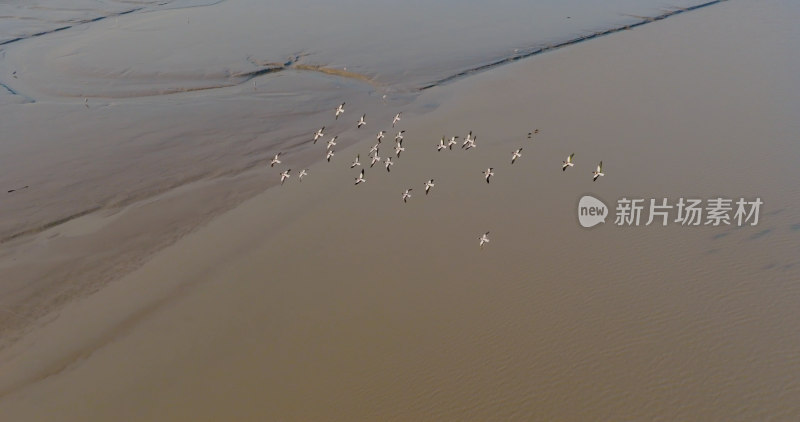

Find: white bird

[461,131,473,148]
[84,97,89,108]
[370,154,381,168]
[392,112,402,127]
[326,149,335,162]
[326,136,337,150]
[402,188,412,203]
[447,136,459,150]
[335,102,345,119]
[376,130,385,142]
[483,167,494,184]
[270,152,282,167]
[511,148,522,164]
[384,157,394,172]
[369,143,380,155]
[464,137,476,150]
[437,137,446,151]
[424,179,435,195]
[478,231,490,248]
[394,143,405,157]
[298,169,308,181]
[357,114,366,128]
[528,129,539,139]
[395,130,405,142]
[562,153,575,171]
[313,126,325,144]
[354,169,366,185]
[592,161,604,181]
[280,169,291,185]
[351,154,361,168]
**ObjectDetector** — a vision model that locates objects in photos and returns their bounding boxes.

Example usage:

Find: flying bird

[447,136,459,150]
[562,153,575,171]
[478,232,490,248]
[402,188,412,203]
[354,169,366,185]
[511,148,522,164]
[424,179,435,195]
[464,137,476,150]
[384,157,394,172]
[335,102,345,119]
[370,154,381,168]
[326,149,335,162]
[369,143,380,155]
[483,167,494,183]
[280,169,291,185]
[298,169,308,181]
[357,114,366,128]
[392,112,402,127]
[351,154,361,168]
[437,137,446,151]
[461,131,473,148]
[376,131,385,142]
[313,127,325,143]
[270,153,282,167]
[326,136,337,150]
[395,130,405,142]
[394,143,405,157]
[592,161,605,181]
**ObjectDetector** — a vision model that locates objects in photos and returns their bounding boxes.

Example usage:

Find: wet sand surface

[0,0,718,350]
[1,0,800,420]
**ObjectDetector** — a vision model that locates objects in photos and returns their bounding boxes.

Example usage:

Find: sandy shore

[1,0,799,420]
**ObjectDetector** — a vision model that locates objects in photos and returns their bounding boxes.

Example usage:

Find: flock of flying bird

[267,102,606,248]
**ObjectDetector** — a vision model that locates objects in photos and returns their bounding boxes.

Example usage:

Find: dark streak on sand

[7,185,29,193]
[0,0,227,46]
[0,80,35,102]
[0,9,143,46]
[0,206,103,244]
[418,0,728,90]
[244,53,380,88]
[1,0,726,98]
